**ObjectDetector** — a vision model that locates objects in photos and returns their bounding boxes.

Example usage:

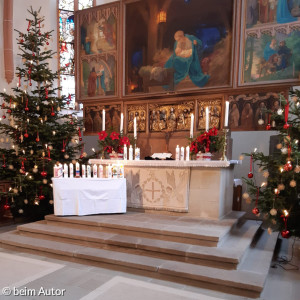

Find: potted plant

[98,130,131,159]
[189,127,223,160]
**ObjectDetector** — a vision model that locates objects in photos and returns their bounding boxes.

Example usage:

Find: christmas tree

[0,7,85,220]
[244,91,300,238]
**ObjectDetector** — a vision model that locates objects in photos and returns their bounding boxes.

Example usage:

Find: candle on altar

[134,117,137,139]
[205,107,209,132]
[102,109,105,131]
[190,113,194,138]
[120,113,124,133]
[224,101,229,127]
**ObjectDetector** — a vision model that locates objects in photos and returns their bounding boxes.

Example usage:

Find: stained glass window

[58,0,94,108]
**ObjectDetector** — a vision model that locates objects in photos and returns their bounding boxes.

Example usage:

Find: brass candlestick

[221,127,229,161]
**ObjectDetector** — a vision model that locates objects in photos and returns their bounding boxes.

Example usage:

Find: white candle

[175,145,180,161]
[69,163,73,178]
[186,146,190,161]
[63,163,68,178]
[87,164,91,178]
[224,101,229,127]
[98,164,103,178]
[75,162,80,178]
[190,113,194,138]
[134,117,137,139]
[205,107,209,132]
[102,109,105,131]
[124,145,127,160]
[120,113,124,133]
[180,147,185,161]
[93,164,97,177]
[129,145,133,160]
[82,164,86,178]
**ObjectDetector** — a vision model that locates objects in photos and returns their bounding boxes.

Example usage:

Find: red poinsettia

[190,127,222,154]
[110,131,120,140]
[120,136,130,146]
[98,131,108,141]
[104,146,112,153]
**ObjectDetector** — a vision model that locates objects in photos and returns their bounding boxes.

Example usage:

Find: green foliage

[244,90,300,237]
[0,7,86,220]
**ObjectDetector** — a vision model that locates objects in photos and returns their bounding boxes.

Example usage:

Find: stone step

[44,211,245,247]
[16,219,260,270]
[0,229,278,298]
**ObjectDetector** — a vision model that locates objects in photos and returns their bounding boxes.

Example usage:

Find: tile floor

[0,224,299,300]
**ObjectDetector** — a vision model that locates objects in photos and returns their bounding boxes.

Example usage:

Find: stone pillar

[3,0,14,84]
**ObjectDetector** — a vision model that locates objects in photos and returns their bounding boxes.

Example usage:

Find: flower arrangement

[98,130,131,157]
[190,127,223,155]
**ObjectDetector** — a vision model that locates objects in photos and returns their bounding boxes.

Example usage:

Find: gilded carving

[197,99,222,130]
[127,105,146,132]
[149,102,194,132]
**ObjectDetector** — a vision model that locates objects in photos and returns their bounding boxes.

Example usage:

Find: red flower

[110,131,120,140]
[190,141,198,154]
[104,146,112,153]
[120,136,130,146]
[117,146,124,154]
[98,131,107,141]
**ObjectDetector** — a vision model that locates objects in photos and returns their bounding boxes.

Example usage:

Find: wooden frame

[75,2,121,102]
[238,0,300,87]
[123,0,236,97]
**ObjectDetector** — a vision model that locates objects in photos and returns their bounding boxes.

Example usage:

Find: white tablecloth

[52,178,127,216]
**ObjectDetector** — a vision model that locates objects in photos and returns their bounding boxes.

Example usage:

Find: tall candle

[224,101,229,127]
[205,107,209,132]
[175,145,180,161]
[134,117,137,139]
[120,113,124,133]
[186,146,190,161]
[190,113,194,138]
[102,109,105,131]
[69,163,74,178]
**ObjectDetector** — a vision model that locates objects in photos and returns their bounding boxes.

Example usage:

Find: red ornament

[266,124,271,130]
[281,229,290,239]
[248,172,253,178]
[51,112,55,117]
[24,133,28,138]
[7,109,12,114]
[46,42,49,45]
[25,107,29,112]
[80,154,83,159]
[36,137,40,142]
[41,171,47,177]
[284,161,293,172]
[67,101,70,105]
[4,203,10,210]
[283,123,290,129]
[2,115,6,119]
[39,195,45,200]
[252,207,260,215]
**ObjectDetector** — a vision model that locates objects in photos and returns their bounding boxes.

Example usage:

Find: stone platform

[0,211,278,298]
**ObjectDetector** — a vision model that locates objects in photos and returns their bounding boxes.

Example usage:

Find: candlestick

[205,107,209,132]
[224,101,229,127]
[134,117,137,139]
[221,128,229,161]
[190,113,194,138]
[102,109,105,131]
[120,113,124,133]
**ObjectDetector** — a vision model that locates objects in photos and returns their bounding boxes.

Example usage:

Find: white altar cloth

[52,178,127,216]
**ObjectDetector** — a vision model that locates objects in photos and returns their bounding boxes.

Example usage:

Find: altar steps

[0,212,278,298]
[12,218,260,270]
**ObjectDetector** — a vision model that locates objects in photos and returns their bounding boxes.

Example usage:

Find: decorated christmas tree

[244,91,300,238]
[0,7,85,220]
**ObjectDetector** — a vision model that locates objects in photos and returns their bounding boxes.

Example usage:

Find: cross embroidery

[145,182,161,200]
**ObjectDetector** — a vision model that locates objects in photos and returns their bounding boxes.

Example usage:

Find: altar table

[52,178,127,216]
[89,160,238,220]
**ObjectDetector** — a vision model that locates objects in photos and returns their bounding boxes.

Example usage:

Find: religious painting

[197,98,222,130]
[84,104,121,134]
[127,105,147,133]
[240,0,300,86]
[226,92,285,131]
[124,0,235,96]
[149,102,194,132]
[75,3,119,100]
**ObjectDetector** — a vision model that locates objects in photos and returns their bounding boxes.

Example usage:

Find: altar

[89,159,238,220]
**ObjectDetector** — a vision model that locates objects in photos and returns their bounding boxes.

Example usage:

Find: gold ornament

[270,208,277,216]
[267,227,273,235]
[294,165,300,173]
[292,96,298,102]
[18,209,24,214]
[72,159,76,164]
[271,219,277,225]
[48,145,53,150]
[57,106,61,111]
[24,199,28,204]
[242,192,249,199]
[281,147,288,154]
[263,171,269,178]
[8,165,14,170]
[30,150,34,155]
[64,154,69,159]
[290,180,296,187]
[278,184,285,190]
[276,143,282,149]
[43,179,47,184]
[49,200,54,205]
[246,198,252,204]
